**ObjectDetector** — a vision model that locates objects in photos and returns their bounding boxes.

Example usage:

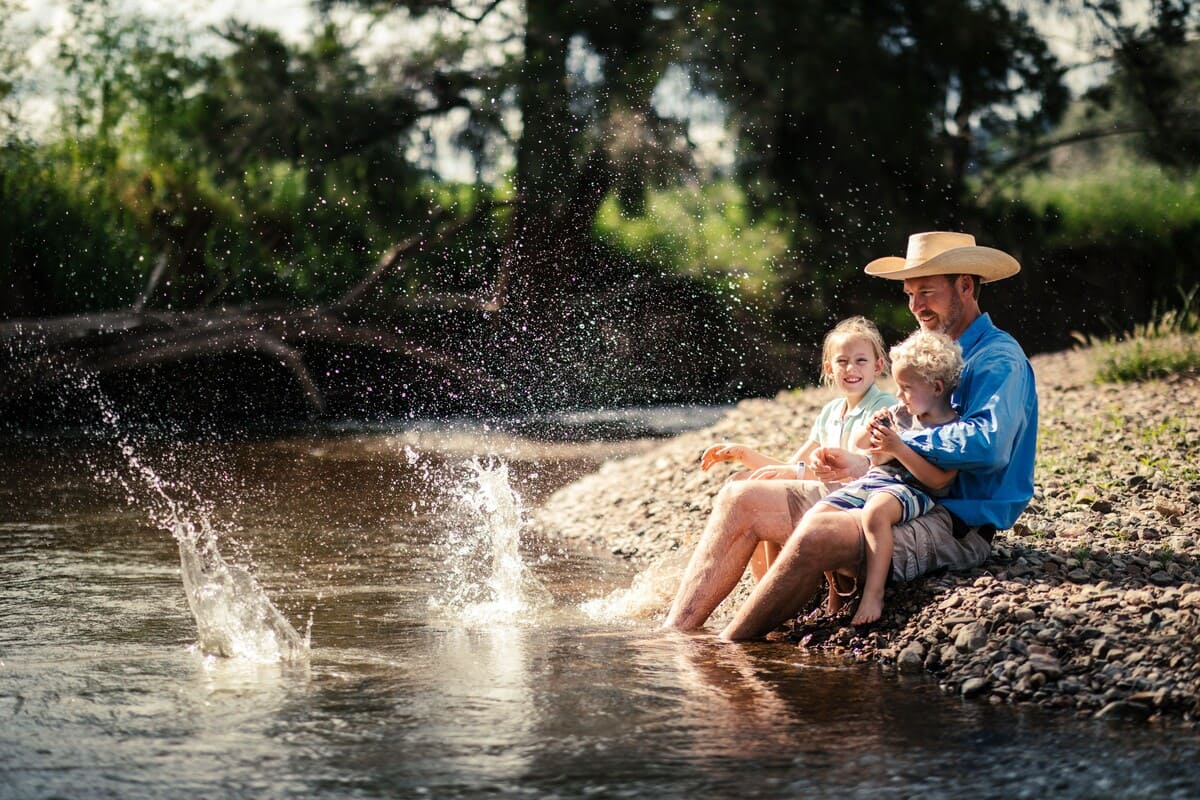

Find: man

[664,231,1038,640]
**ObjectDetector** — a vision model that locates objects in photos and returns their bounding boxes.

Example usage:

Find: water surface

[2,427,1199,799]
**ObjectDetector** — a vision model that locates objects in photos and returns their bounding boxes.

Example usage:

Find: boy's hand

[868,414,904,456]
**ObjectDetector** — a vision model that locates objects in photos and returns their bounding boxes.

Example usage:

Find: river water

[2,411,1200,799]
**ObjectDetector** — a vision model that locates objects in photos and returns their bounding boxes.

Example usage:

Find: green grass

[1077,286,1200,382]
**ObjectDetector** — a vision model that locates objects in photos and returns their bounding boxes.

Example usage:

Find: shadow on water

[2,413,1200,798]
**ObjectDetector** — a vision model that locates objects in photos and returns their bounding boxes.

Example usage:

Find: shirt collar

[957,312,994,356]
[845,382,885,418]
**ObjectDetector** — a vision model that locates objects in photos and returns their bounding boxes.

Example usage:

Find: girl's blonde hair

[889,330,963,390]
[820,316,889,387]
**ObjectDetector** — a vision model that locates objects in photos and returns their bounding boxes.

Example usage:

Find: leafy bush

[594,182,792,303]
[1010,162,1200,243]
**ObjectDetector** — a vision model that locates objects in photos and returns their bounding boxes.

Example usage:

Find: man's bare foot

[852,592,883,626]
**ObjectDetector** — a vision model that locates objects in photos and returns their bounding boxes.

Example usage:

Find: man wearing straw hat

[664,232,1038,640]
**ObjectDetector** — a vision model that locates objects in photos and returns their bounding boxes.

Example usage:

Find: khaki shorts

[786,486,991,585]
[887,504,992,582]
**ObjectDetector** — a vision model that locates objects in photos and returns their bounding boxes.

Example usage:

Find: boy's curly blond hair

[820,316,890,387]
[889,330,963,390]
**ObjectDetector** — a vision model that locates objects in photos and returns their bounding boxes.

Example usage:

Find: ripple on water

[3,436,1200,799]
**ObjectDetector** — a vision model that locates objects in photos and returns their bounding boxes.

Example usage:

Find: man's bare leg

[664,480,820,630]
[730,472,780,583]
[720,507,864,641]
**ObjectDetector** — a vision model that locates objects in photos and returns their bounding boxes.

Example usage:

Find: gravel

[532,344,1200,726]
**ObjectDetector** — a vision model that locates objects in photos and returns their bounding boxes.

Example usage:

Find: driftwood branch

[0,304,504,421]
[445,0,506,24]
[2,198,525,422]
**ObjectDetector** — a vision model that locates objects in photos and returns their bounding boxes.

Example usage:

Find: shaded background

[1,0,1197,428]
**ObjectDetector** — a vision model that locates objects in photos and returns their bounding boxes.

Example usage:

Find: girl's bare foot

[825,584,843,615]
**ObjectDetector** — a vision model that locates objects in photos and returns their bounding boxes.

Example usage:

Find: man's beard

[934,291,965,335]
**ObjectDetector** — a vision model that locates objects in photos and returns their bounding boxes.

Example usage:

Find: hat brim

[864,246,1020,283]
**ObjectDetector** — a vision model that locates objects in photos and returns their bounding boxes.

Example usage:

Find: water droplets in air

[86,374,309,664]
[430,459,550,625]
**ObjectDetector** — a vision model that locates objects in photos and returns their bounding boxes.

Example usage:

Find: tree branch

[132,253,169,314]
[445,0,506,24]
[334,198,512,310]
[976,124,1152,202]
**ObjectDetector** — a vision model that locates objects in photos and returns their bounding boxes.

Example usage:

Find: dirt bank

[532,344,1200,726]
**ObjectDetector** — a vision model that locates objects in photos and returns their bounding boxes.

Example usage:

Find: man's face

[903,275,966,337]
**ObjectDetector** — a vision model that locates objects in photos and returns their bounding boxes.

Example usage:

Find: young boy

[808,329,964,625]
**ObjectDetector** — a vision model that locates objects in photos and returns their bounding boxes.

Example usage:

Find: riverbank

[533,342,1200,726]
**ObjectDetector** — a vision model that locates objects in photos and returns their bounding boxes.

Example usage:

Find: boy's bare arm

[887,440,958,490]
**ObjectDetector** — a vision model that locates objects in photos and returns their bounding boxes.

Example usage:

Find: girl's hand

[700,443,743,471]
[808,447,869,483]
[748,464,800,481]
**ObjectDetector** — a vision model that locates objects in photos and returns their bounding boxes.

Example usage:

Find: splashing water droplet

[430,459,550,625]
[84,374,310,664]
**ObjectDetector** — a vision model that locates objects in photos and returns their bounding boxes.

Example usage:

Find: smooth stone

[955,622,989,653]
[1095,700,1153,721]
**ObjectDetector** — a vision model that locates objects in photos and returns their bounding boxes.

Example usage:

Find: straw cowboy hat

[864,231,1020,283]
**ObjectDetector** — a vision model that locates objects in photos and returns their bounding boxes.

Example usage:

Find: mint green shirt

[806,382,897,453]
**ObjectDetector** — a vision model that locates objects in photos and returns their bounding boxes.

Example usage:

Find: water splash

[86,376,309,663]
[580,547,690,622]
[431,459,550,624]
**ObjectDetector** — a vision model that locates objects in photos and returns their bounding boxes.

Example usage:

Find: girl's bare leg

[750,542,781,581]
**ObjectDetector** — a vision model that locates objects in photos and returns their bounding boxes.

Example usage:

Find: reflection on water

[2,432,1200,799]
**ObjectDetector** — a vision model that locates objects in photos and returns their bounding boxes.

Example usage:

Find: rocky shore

[532,343,1200,726]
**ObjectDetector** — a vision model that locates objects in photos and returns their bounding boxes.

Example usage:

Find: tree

[687,0,1066,319]
[1073,0,1200,169]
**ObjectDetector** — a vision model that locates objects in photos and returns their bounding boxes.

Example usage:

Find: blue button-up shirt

[901,313,1038,530]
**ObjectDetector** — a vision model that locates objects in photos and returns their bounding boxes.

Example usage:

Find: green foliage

[1009,163,1200,243]
[0,142,149,314]
[691,0,1067,246]
[0,7,509,316]
[3,0,1199,383]
[1092,335,1200,383]
[594,182,792,302]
